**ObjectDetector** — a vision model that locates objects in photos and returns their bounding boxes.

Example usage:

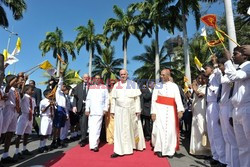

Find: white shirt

[5,87,19,108]
[225,60,250,107]
[85,84,109,115]
[0,87,6,108]
[56,77,66,108]
[40,98,53,117]
[206,68,221,103]
[219,73,232,105]
[21,94,36,114]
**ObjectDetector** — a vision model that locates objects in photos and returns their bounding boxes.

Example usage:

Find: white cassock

[111,80,145,155]
[86,84,109,149]
[218,72,239,167]
[39,98,53,136]
[206,68,226,164]
[224,60,250,167]
[151,81,184,156]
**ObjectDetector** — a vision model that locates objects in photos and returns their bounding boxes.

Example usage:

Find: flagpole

[4,27,18,74]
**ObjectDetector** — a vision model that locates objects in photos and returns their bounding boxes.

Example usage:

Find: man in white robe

[85,75,109,152]
[110,69,145,158]
[224,46,250,167]
[151,69,184,158]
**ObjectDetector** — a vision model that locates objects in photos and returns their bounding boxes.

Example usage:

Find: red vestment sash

[156,95,180,151]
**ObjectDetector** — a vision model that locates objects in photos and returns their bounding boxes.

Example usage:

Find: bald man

[151,69,184,158]
[110,69,145,158]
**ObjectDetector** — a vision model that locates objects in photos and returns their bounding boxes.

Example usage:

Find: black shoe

[22,149,33,155]
[145,136,151,141]
[1,156,15,164]
[210,159,220,165]
[61,141,68,148]
[166,155,174,159]
[93,147,99,152]
[217,162,227,167]
[154,152,163,158]
[51,141,58,149]
[38,147,45,153]
[44,146,49,152]
[110,153,120,158]
[12,154,19,163]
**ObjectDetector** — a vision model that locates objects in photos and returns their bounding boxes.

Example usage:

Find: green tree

[74,19,103,77]
[104,5,145,70]
[133,40,175,81]
[92,46,123,83]
[129,0,182,81]
[39,27,76,77]
[0,0,26,27]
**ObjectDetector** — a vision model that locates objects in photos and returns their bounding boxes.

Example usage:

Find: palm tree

[133,40,175,81]
[174,0,218,83]
[74,19,103,77]
[92,46,123,83]
[129,0,182,82]
[0,0,26,27]
[103,5,145,70]
[39,27,76,77]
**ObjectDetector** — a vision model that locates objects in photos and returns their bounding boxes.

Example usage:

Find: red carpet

[46,142,171,167]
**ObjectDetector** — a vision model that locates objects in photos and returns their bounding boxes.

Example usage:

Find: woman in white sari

[190,74,211,156]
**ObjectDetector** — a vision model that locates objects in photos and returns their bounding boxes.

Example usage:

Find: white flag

[4,55,19,65]
[46,68,57,76]
[201,27,207,37]
[247,7,250,15]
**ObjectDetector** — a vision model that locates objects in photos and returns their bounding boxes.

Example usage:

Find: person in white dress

[189,74,211,156]
[151,69,184,158]
[110,69,145,158]
[85,75,109,152]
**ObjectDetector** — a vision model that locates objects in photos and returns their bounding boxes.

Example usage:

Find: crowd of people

[0,45,249,167]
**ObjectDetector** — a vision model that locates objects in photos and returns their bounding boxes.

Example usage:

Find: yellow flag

[3,49,10,61]
[74,71,81,79]
[183,76,189,93]
[39,60,53,70]
[194,56,203,71]
[16,37,21,52]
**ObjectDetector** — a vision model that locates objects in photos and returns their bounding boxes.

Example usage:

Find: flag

[39,60,53,70]
[201,27,207,37]
[183,76,189,93]
[207,30,225,47]
[11,37,21,56]
[74,71,81,79]
[194,56,205,71]
[201,14,217,28]
[3,49,9,61]
[248,7,250,15]
[5,55,19,65]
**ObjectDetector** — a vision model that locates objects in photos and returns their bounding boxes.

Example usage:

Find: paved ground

[0,132,211,167]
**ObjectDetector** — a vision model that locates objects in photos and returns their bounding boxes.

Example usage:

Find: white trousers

[219,104,239,167]
[233,103,250,167]
[2,106,18,133]
[88,115,103,149]
[40,116,53,136]
[206,102,226,164]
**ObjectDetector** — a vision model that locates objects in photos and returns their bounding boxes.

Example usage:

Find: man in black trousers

[73,73,89,147]
[29,80,42,136]
[140,81,154,141]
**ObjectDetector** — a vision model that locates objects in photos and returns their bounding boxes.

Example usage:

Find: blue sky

[0,0,224,90]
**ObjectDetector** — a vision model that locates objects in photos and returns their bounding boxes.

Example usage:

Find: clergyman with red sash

[151,69,184,158]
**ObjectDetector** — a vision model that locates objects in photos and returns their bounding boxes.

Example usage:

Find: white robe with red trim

[151,81,184,156]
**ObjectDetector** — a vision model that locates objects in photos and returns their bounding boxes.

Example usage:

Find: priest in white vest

[110,69,145,158]
[151,69,184,158]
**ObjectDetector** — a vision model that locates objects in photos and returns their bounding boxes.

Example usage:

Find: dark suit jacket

[73,82,88,113]
[32,87,42,108]
[140,87,152,116]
